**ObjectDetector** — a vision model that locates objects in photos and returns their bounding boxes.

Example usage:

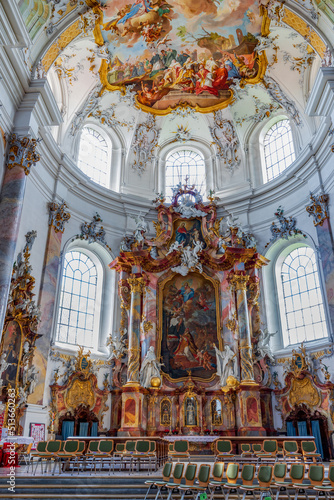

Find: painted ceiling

[18,0,334,177]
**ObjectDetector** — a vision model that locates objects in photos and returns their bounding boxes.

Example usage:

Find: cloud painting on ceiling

[95,0,269,113]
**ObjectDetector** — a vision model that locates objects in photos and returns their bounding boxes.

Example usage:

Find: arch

[264,236,330,352]
[54,238,116,355]
[211,397,223,426]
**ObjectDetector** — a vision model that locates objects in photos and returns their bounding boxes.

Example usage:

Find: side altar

[109,185,273,436]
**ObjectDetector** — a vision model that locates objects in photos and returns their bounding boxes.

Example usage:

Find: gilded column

[228,272,255,383]
[0,134,40,332]
[29,201,71,404]
[127,276,145,385]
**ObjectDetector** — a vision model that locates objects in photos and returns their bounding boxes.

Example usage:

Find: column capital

[128,276,145,293]
[7,134,41,175]
[48,201,71,233]
[228,272,249,291]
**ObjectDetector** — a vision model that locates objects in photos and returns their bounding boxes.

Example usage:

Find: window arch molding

[156,140,215,200]
[263,234,332,355]
[53,237,116,356]
[246,113,301,189]
[72,121,124,192]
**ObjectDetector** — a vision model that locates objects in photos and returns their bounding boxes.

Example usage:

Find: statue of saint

[185,397,196,426]
[213,343,237,386]
[139,346,162,388]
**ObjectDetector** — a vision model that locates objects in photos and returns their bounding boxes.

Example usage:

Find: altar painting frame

[183,396,199,427]
[168,217,208,251]
[0,319,23,389]
[157,270,221,382]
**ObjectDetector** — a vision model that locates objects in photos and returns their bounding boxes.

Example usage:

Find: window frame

[278,245,329,347]
[165,148,206,202]
[77,125,111,189]
[53,239,116,356]
[259,116,296,184]
[263,236,332,355]
[157,143,214,201]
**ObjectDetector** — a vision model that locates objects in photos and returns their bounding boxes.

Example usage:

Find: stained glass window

[56,251,97,348]
[281,246,328,346]
[165,150,206,202]
[78,127,110,187]
[264,120,295,182]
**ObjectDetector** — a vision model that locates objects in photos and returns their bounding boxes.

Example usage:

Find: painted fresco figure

[213,343,237,386]
[175,222,188,246]
[140,346,162,388]
[174,328,198,361]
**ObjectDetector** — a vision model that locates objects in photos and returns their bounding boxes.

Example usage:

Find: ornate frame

[157,270,221,382]
[160,397,172,426]
[210,397,223,426]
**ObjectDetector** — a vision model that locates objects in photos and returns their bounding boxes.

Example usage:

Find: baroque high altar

[109,184,273,437]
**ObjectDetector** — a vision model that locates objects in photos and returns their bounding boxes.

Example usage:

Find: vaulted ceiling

[18,0,334,179]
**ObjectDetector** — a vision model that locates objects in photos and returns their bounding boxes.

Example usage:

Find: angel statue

[139,346,163,388]
[257,328,276,364]
[132,214,148,245]
[213,343,237,387]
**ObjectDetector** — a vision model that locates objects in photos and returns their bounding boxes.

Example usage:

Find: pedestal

[236,382,266,436]
[119,383,146,436]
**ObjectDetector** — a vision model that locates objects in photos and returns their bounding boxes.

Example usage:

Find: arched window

[280,246,328,346]
[77,127,110,187]
[263,120,295,182]
[56,250,98,348]
[165,149,205,201]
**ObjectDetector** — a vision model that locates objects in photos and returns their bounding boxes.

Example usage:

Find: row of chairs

[29,439,159,475]
[215,439,322,463]
[145,461,334,500]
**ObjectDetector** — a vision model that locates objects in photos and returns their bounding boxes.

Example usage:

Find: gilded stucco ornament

[74,212,112,251]
[7,134,41,175]
[48,201,71,233]
[288,377,320,408]
[265,206,307,248]
[306,193,329,227]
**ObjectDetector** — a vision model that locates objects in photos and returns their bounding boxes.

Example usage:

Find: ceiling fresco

[16,0,333,178]
[95,0,268,113]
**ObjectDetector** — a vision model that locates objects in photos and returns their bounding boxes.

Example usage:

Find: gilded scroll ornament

[306,193,329,227]
[7,134,41,175]
[65,379,96,409]
[288,377,320,408]
[49,201,71,233]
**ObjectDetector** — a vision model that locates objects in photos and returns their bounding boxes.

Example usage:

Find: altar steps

[0,475,321,500]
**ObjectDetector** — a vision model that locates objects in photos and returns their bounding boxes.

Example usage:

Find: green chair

[225,463,255,500]
[215,439,235,461]
[131,440,152,473]
[166,462,197,500]
[53,439,80,475]
[82,440,100,472]
[313,463,334,499]
[179,464,211,500]
[239,464,273,500]
[33,440,62,475]
[289,462,309,500]
[222,462,240,500]
[169,440,190,462]
[122,440,137,471]
[28,441,47,474]
[283,441,303,461]
[163,462,185,499]
[257,440,278,463]
[240,443,253,457]
[252,443,263,456]
[301,440,321,463]
[144,461,173,500]
[94,440,114,472]
[208,461,225,497]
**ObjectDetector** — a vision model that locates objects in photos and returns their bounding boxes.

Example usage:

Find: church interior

[1,0,334,495]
